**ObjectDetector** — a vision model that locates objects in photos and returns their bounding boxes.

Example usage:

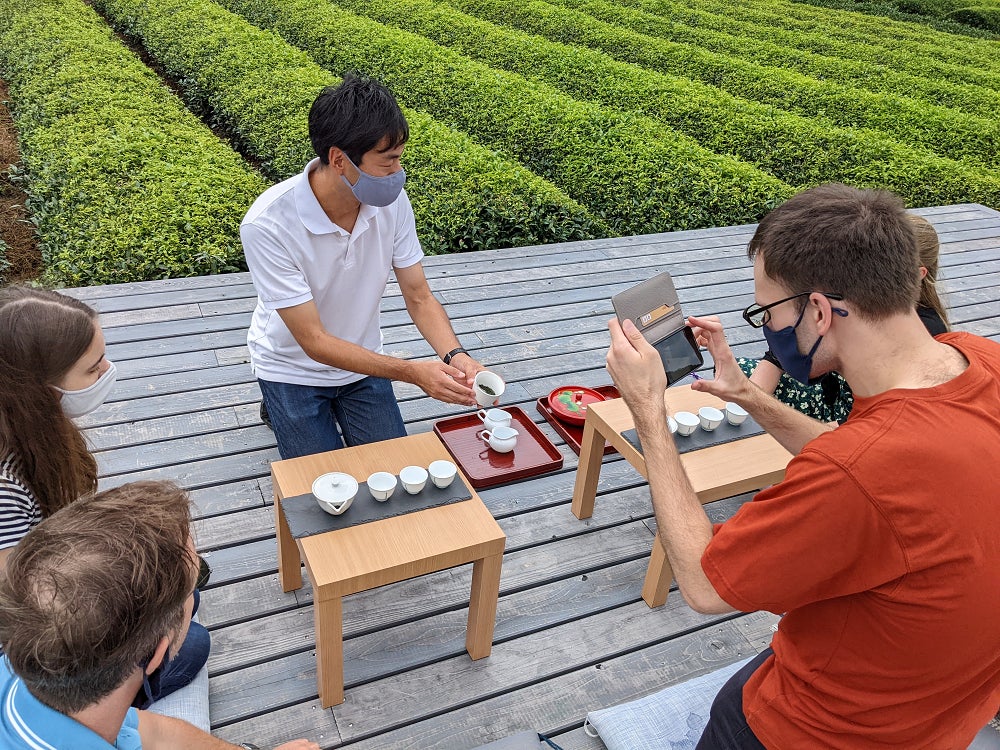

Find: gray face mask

[55,360,117,418]
[340,154,406,207]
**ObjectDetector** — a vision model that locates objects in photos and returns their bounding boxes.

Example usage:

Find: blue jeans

[696,648,771,749]
[258,376,407,459]
[134,590,211,709]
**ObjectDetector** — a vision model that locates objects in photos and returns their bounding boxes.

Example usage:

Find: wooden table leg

[275,495,303,592]
[314,595,345,707]
[571,418,606,520]
[466,552,503,660]
[642,533,673,608]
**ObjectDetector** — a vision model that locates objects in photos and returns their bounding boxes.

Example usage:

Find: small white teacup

[312,472,358,515]
[473,371,506,408]
[725,402,748,426]
[399,465,428,495]
[674,411,699,436]
[428,460,458,489]
[477,407,512,432]
[698,406,725,432]
[477,424,518,453]
[367,471,397,502]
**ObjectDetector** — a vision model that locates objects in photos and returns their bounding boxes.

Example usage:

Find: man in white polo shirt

[241,75,486,459]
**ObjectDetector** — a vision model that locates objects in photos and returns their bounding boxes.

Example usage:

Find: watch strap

[442,347,468,365]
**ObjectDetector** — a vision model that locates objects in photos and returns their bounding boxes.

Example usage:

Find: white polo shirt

[242,158,424,386]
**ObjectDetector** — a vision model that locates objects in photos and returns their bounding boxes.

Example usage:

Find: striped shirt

[0,455,41,550]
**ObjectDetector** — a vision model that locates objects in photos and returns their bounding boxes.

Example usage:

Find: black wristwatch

[237,744,260,750]
[442,346,469,365]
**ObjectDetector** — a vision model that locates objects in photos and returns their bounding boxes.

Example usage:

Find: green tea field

[0,0,997,285]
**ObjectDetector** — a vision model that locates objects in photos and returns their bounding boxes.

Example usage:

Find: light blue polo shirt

[1,657,142,749]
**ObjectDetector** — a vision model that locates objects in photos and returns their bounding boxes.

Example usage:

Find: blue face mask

[341,154,406,207]
[762,303,848,384]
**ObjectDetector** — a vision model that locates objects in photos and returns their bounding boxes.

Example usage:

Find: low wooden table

[272,432,506,707]
[571,386,792,608]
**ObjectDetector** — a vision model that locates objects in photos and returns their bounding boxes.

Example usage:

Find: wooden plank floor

[65,203,1000,749]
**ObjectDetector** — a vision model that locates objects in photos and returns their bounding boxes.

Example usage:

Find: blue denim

[696,648,771,750]
[134,590,211,709]
[258,375,407,459]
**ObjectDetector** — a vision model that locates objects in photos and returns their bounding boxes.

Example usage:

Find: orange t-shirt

[702,333,1000,749]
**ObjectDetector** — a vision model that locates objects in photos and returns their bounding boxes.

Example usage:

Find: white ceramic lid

[312,472,358,505]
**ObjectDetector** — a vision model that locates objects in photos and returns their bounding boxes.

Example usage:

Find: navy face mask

[762,302,848,384]
[341,154,406,207]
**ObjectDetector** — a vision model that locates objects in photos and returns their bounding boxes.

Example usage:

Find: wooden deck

[66,202,1000,749]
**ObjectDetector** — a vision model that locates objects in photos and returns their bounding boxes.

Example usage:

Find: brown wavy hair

[909,215,950,331]
[0,287,99,515]
[0,481,195,713]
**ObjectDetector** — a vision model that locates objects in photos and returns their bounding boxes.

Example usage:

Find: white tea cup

[428,460,458,489]
[399,465,428,495]
[473,371,506,407]
[477,424,518,453]
[477,407,512,432]
[725,402,748,426]
[311,472,358,515]
[367,471,397,502]
[674,411,699,436]
[698,406,725,432]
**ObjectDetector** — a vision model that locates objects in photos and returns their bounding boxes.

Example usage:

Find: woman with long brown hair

[0,286,208,710]
[0,287,111,559]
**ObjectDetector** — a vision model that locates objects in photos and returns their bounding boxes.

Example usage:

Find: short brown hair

[748,184,920,321]
[0,481,195,714]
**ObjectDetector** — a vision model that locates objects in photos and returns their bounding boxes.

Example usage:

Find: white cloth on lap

[584,656,753,750]
[146,662,210,732]
[584,653,999,750]
[146,611,210,732]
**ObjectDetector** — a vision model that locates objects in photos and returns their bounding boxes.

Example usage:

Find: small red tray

[537,385,620,456]
[433,406,564,489]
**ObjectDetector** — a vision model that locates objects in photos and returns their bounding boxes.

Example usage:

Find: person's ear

[327,146,346,171]
[919,266,928,280]
[811,293,835,335]
[145,636,171,675]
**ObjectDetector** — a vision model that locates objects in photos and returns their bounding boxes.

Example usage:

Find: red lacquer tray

[537,385,620,456]
[433,406,564,489]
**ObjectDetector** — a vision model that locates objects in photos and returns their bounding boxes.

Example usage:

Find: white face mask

[54,360,117,418]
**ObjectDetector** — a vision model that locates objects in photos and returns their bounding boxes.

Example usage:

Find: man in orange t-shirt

[606,183,1000,749]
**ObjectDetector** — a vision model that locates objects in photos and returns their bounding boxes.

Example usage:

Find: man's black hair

[309,73,409,166]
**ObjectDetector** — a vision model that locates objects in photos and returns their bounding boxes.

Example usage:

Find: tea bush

[563,0,1000,117]
[0,0,268,285]
[217,0,794,235]
[332,0,1000,208]
[438,0,1000,170]
[92,0,604,255]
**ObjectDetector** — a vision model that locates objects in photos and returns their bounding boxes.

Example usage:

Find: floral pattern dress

[737,357,854,424]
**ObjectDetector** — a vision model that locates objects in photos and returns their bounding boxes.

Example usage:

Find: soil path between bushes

[0,77,42,284]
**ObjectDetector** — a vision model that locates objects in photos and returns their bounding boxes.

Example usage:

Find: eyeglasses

[742,292,845,329]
